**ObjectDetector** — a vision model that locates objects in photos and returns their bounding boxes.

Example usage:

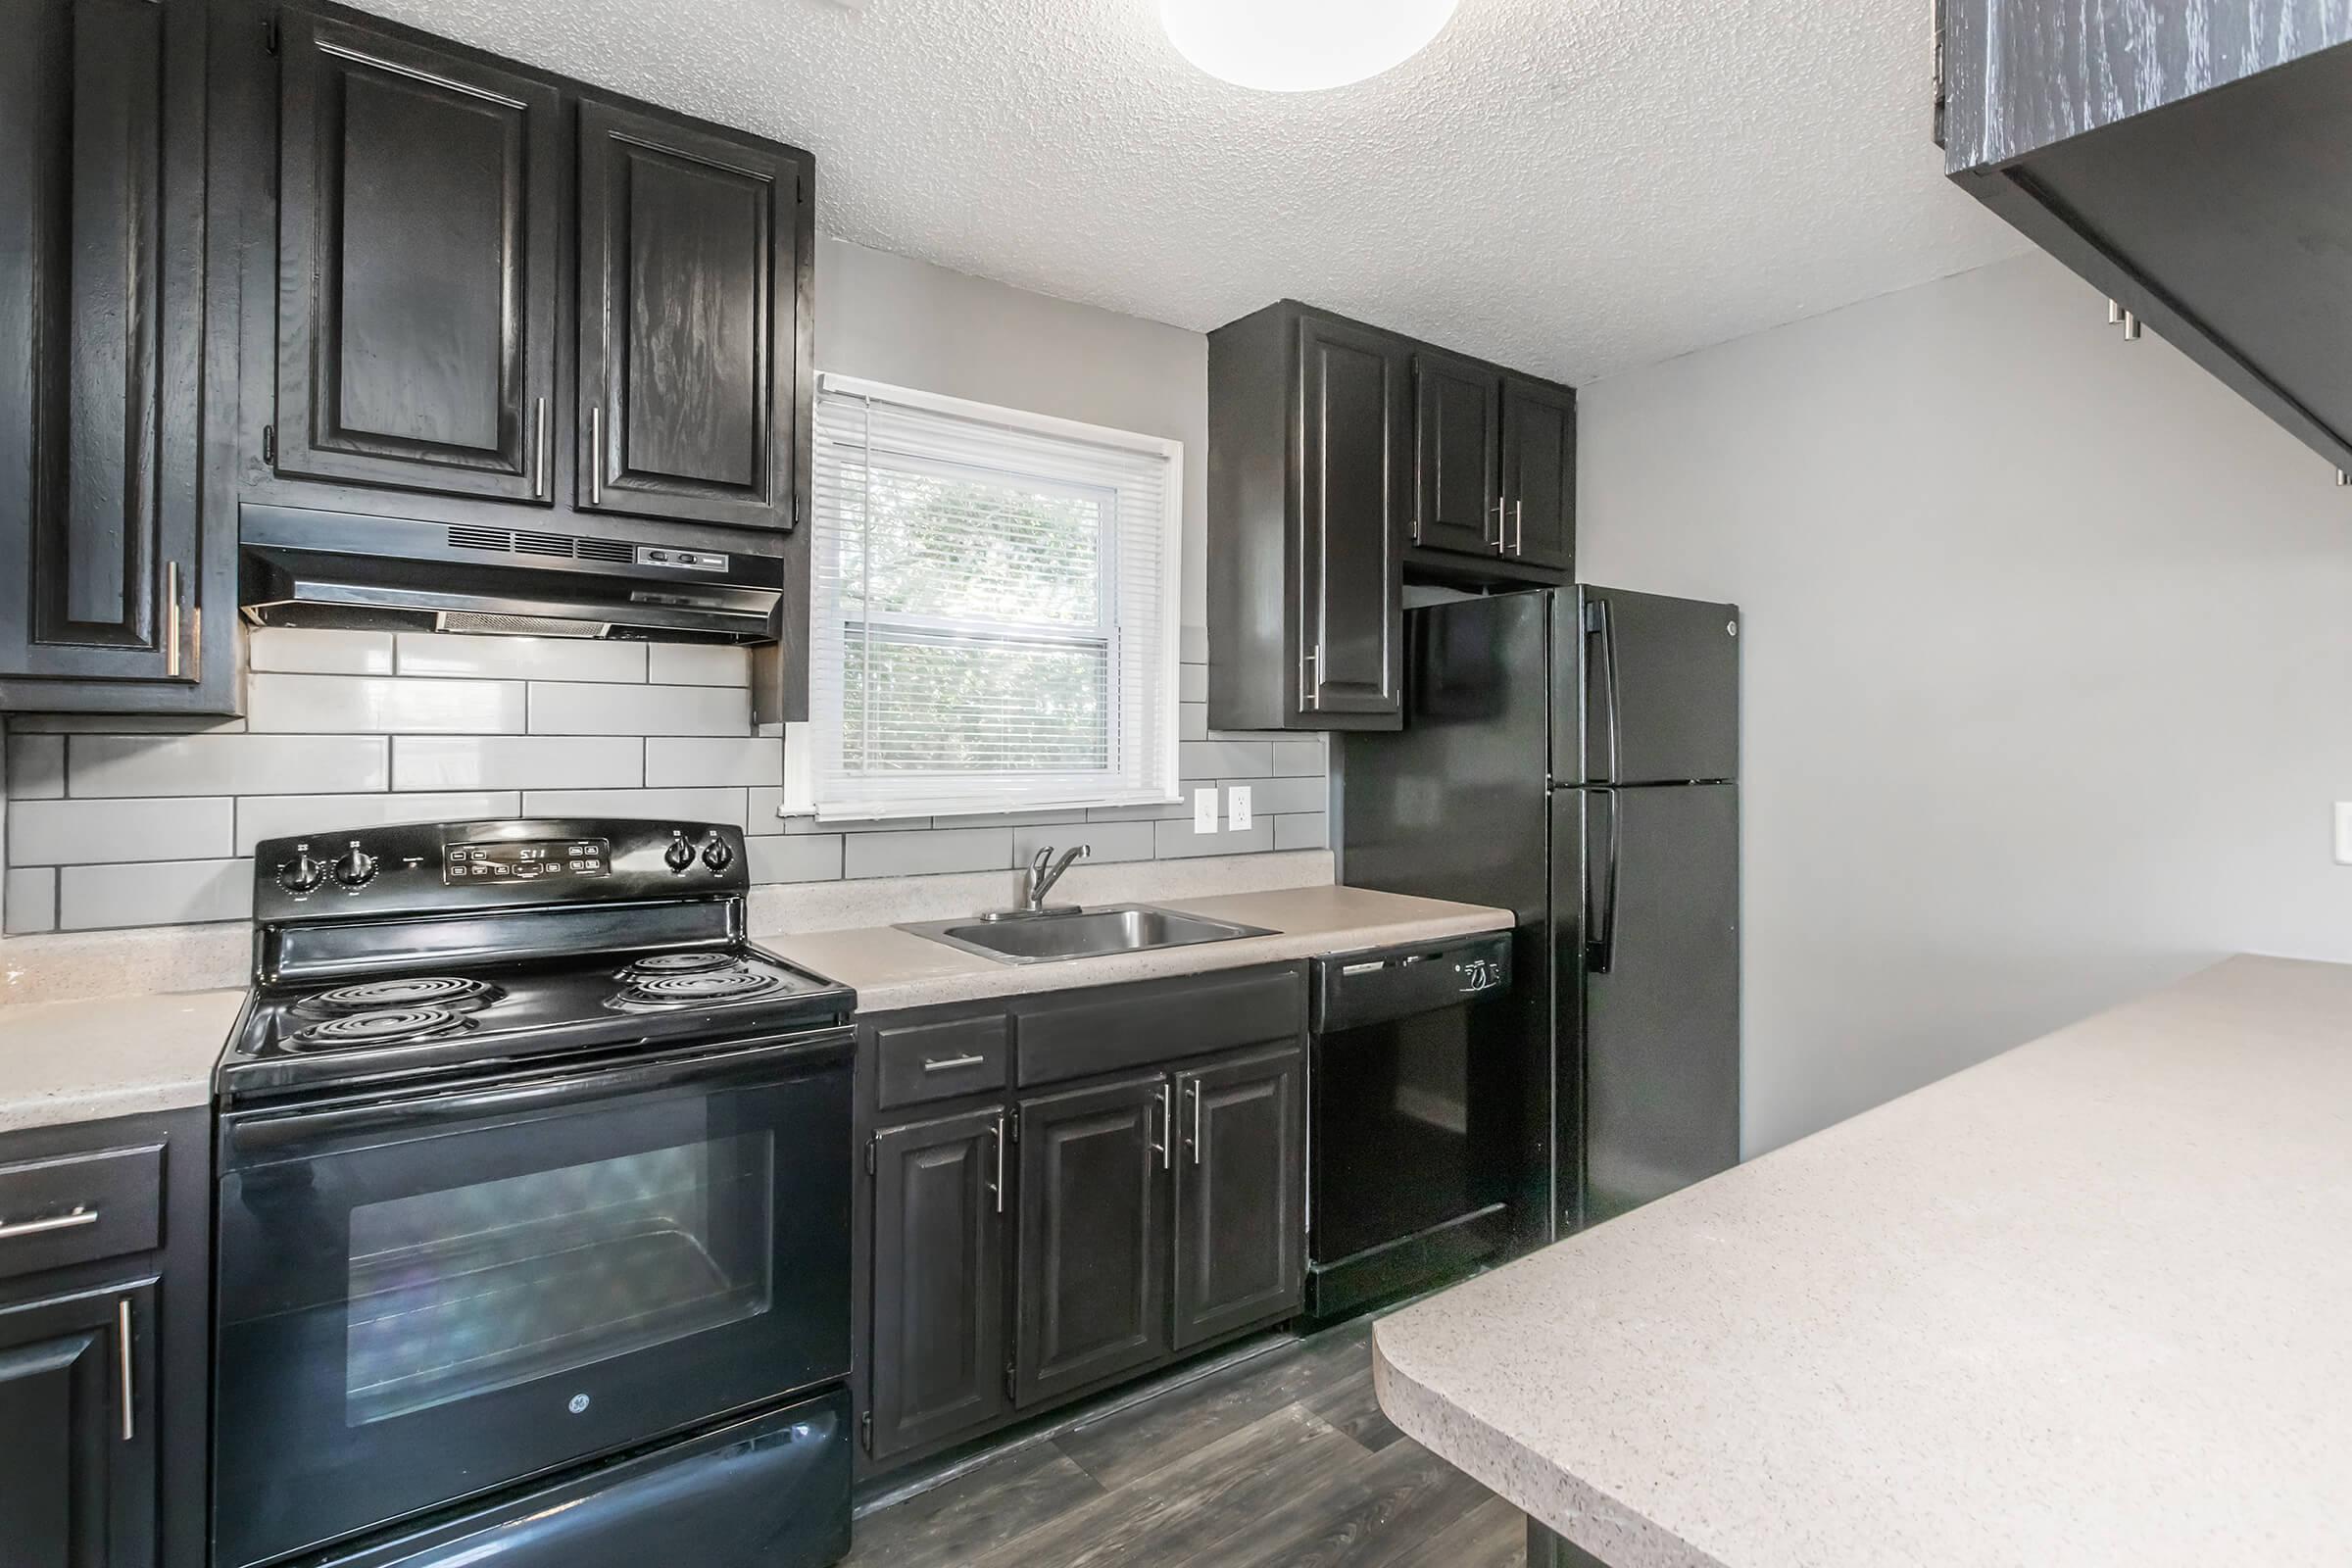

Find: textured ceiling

[361,0,2031,385]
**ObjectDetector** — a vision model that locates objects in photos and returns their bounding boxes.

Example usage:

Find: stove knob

[279,853,325,894]
[332,846,377,889]
[663,837,698,873]
[701,835,734,872]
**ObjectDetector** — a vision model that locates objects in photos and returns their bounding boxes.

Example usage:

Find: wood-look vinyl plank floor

[843,1317,1521,1568]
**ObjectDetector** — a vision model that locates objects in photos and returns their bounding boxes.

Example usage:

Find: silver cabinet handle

[1153,1082,1172,1170]
[589,406,604,505]
[1190,1079,1203,1165]
[0,1206,98,1242]
[1513,498,1525,556]
[164,564,180,677]
[922,1054,986,1073]
[533,396,549,498]
[117,1298,134,1443]
[1300,644,1322,710]
[991,1114,1005,1215]
[1492,496,1506,553]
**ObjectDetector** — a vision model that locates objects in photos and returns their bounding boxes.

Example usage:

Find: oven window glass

[344,1131,775,1425]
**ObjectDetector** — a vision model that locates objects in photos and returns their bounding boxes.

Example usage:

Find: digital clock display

[444,838,610,886]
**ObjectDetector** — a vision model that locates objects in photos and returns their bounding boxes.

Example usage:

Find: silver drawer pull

[922,1054,987,1073]
[0,1206,98,1242]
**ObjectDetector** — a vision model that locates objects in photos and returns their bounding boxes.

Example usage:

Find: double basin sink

[900,905,1274,966]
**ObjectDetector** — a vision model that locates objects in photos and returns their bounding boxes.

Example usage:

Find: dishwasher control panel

[1311,932,1514,1032]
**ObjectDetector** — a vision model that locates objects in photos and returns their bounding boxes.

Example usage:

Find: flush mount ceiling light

[1159,0,1460,92]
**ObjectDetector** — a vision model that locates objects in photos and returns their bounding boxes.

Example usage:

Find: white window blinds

[808,374,1182,820]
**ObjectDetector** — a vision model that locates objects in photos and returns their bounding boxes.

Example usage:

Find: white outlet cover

[1228,785,1253,831]
[1194,787,1219,833]
[2334,803,2352,865]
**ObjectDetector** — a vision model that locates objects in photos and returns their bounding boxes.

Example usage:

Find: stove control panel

[254,818,753,922]
[446,838,609,886]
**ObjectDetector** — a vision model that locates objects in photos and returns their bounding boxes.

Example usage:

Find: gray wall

[1579,252,2352,1156]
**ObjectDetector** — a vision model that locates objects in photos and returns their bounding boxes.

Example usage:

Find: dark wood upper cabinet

[577,101,807,532]
[1172,1048,1303,1351]
[1941,2,2352,478]
[0,1282,162,1568]
[275,10,561,504]
[1501,375,1576,572]
[1296,316,1408,723]
[867,1107,1008,1462]
[1412,352,1501,560]
[0,0,223,710]
[1013,1074,1170,1408]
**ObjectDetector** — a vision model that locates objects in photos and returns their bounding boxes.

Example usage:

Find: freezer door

[1556,783,1740,1226]
[1553,587,1740,786]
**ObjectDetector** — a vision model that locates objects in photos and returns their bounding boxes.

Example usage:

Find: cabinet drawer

[873,1012,1010,1111]
[1016,965,1305,1088]
[0,1143,164,1281]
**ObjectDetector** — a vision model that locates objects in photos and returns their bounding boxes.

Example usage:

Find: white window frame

[808,373,1185,822]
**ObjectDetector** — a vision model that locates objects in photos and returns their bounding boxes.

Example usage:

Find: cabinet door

[1412,351,1501,559]
[1173,1049,1303,1350]
[868,1108,1008,1461]
[275,10,561,503]
[1014,1075,1169,1407]
[0,0,203,689]
[1500,376,1576,571]
[1295,316,1405,722]
[578,102,805,532]
[0,1281,158,1568]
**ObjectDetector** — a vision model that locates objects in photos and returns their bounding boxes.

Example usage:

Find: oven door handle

[223,1027,854,1164]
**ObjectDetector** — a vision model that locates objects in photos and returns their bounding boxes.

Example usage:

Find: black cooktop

[222,943,852,1103]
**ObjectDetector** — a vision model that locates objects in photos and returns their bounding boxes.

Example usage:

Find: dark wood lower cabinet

[1173,1049,1304,1351]
[1013,1074,1171,1409]
[0,1280,160,1568]
[866,1107,1008,1463]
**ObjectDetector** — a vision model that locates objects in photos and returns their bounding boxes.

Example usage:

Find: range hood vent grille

[445,524,636,565]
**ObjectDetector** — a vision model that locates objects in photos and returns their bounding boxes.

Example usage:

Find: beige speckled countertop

[0,990,244,1133]
[760,884,1512,1012]
[1373,955,2352,1568]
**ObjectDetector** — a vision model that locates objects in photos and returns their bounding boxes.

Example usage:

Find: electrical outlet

[1228,785,1253,830]
[1194,787,1219,834]
[2335,803,2352,864]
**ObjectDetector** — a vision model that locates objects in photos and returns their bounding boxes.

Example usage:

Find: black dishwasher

[1307,931,1516,1319]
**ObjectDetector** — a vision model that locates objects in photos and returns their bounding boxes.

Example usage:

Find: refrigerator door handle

[1588,787,1621,975]
[1585,597,1624,783]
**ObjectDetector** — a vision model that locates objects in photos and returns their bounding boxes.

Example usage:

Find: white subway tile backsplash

[746,787,785,834]
[1270,739,1326,778]
[396,633,649,684]
[1153,816,1273,858]
[1179,704,1208,741]
[1178,663,1207,703]
[644,737,783,788]
[248,674,526,735]
[1273,812,1328,851]
[1016,819,1153,866]
[393,736,643,792]
[938,808,1088,829]
[748,835,844,884]
[60,858,251,930]
[1181,626,1209,662]
[646,645,752,687]
[249,627,396,675]
[71,734,388,798]
[1179,740,1273,779]
[7,734,66,799]
[10,712,248,733]
[528,682,748,737]
[844,827,1013,879]
[1237,776,1327,816]
[9,798,234,865]
[4,868,58,934]
[521,789,749,829]
[235,793,520,854]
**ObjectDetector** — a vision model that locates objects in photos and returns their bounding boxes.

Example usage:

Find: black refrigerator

[1338,586,1740,1241]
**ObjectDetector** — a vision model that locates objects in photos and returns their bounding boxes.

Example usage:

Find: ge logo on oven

[568,1394,592,1415]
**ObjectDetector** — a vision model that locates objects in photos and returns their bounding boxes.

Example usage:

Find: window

[808,375,1182,820]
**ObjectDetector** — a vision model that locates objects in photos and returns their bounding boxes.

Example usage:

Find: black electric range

[212,817,858,1568]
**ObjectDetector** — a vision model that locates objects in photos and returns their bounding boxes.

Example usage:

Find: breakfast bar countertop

[1374,955,2352,1568]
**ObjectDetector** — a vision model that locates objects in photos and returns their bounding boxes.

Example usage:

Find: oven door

[213,1028,853,1568]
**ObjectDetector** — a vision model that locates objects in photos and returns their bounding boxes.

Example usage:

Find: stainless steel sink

[898,905,1275,965]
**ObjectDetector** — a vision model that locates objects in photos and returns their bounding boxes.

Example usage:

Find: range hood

[240,505,784,643]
